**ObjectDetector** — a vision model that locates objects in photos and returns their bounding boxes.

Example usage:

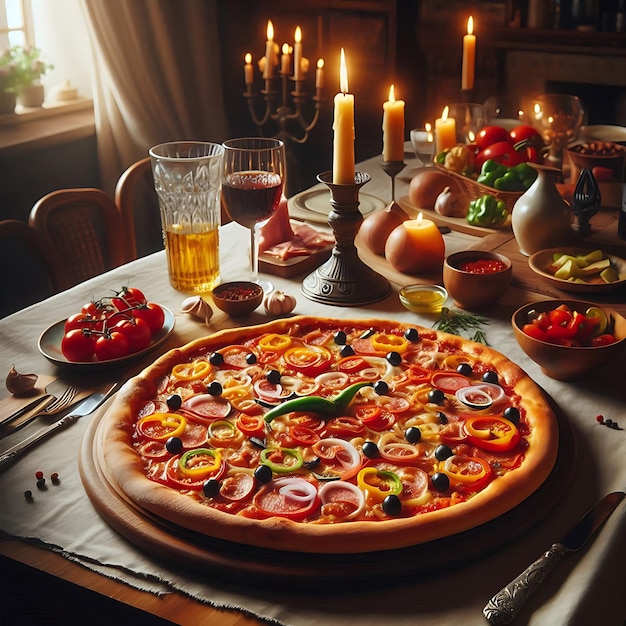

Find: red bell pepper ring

[464,415,520,452]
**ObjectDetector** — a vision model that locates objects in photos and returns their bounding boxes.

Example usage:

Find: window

[0,0,34,49]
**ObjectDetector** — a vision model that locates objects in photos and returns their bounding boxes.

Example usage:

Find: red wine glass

[221,138,286,292]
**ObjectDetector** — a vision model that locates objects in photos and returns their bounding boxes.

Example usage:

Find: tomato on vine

[61,329,95,362]
[132,302,165,334]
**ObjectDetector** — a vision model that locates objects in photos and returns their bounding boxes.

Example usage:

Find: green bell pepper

[477,160,507,187]
[494,170,523,191]
[467,194,508,228]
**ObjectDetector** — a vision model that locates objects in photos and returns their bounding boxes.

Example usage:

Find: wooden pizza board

[79,394,575,591]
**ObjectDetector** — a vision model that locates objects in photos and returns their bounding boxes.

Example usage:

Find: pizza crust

[100,316,558,554]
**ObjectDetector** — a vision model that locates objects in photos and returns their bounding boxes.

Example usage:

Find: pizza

[100,316,558,554]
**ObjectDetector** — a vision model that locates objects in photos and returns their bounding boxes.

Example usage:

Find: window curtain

[80,0,229,193]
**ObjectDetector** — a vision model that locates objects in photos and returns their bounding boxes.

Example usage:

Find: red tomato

[522,323,548,342]
[61,329,95,362]
[132,302,165,334]
[592,166,614,182]
[94,331,131,361]
[64,312,97,333]
[114,317,152,352]
[112,286,147,311]
[591,334,617,347]
[509,125,542,146]
[476,141,526,169]
[476,126,511,150]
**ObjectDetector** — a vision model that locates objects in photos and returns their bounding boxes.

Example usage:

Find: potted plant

[13,45,53,108]
[0,47,20,114]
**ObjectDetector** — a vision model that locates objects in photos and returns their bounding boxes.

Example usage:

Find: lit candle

[382,84,405,162]
[401,212,445,272]
[316,58,324,89]
[293,26,302,81]
[435,106,457,154]
[244,53,253,85]
[461,16,476,91]
[264,20,275,79]
[332,48,355,184]
[425,122,433,143]
[281,43,291,75]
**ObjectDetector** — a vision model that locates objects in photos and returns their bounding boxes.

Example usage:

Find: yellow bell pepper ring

[439,454,492,489]
[171,360,212,381]
[357,467,402,503]
[258,333,293,353]
[370,333,409,354]
[463,415,520,452]
[136,413,187,440]
[178,448,223,478]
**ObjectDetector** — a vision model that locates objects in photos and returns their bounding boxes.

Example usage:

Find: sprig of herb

[433,307,489,345]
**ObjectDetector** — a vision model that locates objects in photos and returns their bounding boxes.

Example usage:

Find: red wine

[222,171,283,228]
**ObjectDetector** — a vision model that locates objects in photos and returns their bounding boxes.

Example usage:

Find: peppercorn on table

[1,147,625,625]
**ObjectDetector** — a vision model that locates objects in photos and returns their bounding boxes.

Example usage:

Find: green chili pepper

[263,381,373,423]
[467,194,508,228]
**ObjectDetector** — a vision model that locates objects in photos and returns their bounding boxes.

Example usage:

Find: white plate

[38,306,175,368]
[288,188,386,224]
[581,125,626,143]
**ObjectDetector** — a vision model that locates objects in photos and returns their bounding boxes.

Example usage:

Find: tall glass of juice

[149,141,224,293]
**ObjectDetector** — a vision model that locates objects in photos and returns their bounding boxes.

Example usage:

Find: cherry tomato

[112,286,147,311]
[476,141,526,168]
[132,302,165,334]
[522,323,548,342]
[509,125,542,146]
[114,317,152,352]
[591,334,617,347]
[94,331,131,361]
[61,329,95,362]
[64,312,98,333]
[476,126,511,150]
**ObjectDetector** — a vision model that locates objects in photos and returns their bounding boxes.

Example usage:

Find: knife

[483,491,625,624]
[0,382,119,472]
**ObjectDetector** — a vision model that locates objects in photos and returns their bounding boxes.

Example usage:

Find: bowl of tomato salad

[443,251,512,310]
[212,281,264,317]
[512,299,626,380]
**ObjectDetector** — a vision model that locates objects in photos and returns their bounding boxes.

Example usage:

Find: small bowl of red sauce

[212,281,264,317]
[443,251,512,310]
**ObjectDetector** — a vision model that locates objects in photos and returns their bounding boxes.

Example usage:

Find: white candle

[461,16,476,91]
[332,48,355,185]
[264,20,275,79]
[435,106,457,154]
[244,53,253,85]
[315,58,324,89]
[281,43,291,75]
[293,26,302,81]
[382,84,405,162]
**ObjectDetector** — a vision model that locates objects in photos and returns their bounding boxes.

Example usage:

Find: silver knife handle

[483,543,568,624]
[0,414,78,471]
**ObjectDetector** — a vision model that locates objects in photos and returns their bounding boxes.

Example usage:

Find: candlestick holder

[381,160,406,205]
[301,171,391,306]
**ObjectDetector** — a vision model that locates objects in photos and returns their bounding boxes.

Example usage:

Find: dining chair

[114,156,163,259]
[28,188,130,290]
[0,219,68,318]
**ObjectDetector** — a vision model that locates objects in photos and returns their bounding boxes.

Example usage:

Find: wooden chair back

[115,157,163,259]
[29,188,129,290]
[0,219,68,318]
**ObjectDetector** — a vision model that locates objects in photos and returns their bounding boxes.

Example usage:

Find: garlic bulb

[263,290,296,316]
[181,296,213,326]
[6,365,38,396]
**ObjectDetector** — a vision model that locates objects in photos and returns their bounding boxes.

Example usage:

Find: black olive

[434,444,453,461]
[373,380,389,395]
[303,457,321,470]
[482,371,499,384]
[404,328,419,342]
[428,389,445,405]
[383,494,402,516]
[405,426,421,444]
[166,436,183,454]
[202,478,221,498]
[334,330,347,345]
[254,464,273,484]
[456,362,472,376]
[245,352,257,365]
[362,441,379,458]
[431,472,450,492]
[166,394,182,410]
[266,369,281,384]
[386,351,402,366]
[503,406,520,425]
[250,436,267,449]
[340,344,355,357]
[209,351,224,366]
[438,411,449,425]
[359,328,375,339]
[207,381,222,396]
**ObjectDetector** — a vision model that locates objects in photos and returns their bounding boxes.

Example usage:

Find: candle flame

[282,43,289,54]
[317,58,324,69]
[267,20,274,41]
[467,16,474,36]
[295,26,302,43]
[425,122,431,132]
[441,106,449,122]
[416,212,423,224]
[468,130,475,142]
[388,84,396,103]
[245,52,252,64]
[339,48,348,94]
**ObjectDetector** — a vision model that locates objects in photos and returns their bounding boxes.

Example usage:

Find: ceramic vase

[511,163,572,256]
[18,84,45,108]
[0,92,16,115]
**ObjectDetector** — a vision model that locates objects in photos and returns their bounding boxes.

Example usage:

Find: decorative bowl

[212,281,263,317]
[528,247,626,294]
[399,284,448,314]
[566,141,626,182]
[512,299,626,380]
[443,251,512,310]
